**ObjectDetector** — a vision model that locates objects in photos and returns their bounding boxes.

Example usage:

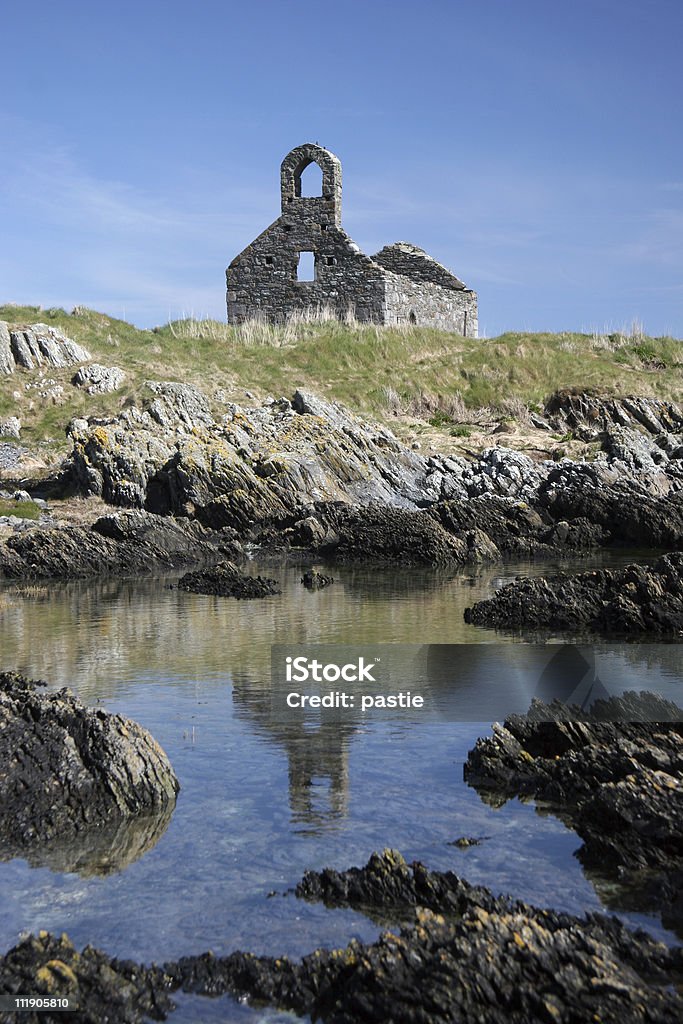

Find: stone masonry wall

[228,223,388,324]
[382,272,478,337]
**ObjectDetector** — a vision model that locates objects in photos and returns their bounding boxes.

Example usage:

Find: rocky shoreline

[2,383,683,1019]
[2,849,682,1023]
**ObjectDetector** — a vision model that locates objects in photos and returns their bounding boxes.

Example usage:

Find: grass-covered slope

[1,303,681,456]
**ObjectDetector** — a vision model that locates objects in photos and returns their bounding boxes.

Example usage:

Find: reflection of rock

[19,802,176,877]
[0,672,179,869]
[301,569,334,589]
[465,693,683,934]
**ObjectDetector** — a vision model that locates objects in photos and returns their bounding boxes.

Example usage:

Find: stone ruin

[227,143,478,336]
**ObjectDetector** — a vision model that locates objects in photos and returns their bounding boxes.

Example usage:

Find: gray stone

[227,143,478,335]
[73,363,126,394]
[0,322,13,375]
[5,323,90,372]
[0,417,20,440]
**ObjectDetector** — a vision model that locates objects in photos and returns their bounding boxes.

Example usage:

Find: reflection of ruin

[231,672,358,831]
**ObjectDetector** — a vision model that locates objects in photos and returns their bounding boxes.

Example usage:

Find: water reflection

[1,801,176,877]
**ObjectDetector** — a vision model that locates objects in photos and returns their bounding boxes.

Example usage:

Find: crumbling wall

[382,273,478,336]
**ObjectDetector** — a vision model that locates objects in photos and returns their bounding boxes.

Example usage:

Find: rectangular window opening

[297,251,316,282]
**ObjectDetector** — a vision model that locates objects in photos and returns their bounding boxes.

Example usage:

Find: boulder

[0,672,178,871]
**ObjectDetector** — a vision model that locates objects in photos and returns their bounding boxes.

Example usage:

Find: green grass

[0,499,41,520]
[1,304,681,454]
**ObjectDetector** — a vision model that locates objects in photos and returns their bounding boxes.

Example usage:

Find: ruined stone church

[227,143,478,336]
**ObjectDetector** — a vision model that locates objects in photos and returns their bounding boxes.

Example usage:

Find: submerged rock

[465,694,683,933]
[177,561,280,599]
[463,551,683,636]
[0,672,178,870]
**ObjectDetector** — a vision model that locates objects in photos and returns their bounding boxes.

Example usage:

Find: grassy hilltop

[1,303,682,459]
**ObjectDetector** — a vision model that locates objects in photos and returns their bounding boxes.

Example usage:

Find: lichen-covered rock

[463,551,683,636]
[4,852,683,1023]
[0,672,179,870]
[0,932,175,1023]
[72,363,126,394]
[0,416,20,440]
[177,561,280,599]
[2,323,90,372]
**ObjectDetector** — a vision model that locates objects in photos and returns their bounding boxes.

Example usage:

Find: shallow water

[0,552,680,1023]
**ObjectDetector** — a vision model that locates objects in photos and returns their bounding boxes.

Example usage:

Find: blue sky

[1,0,681,336]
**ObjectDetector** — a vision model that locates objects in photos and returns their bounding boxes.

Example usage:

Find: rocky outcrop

[465,695,683,933]
[463,552,683,636]
[0,672,178,872]
[0,322,90,374]
[0,932,174,1024]
[0,510,238,580]
[291,502,468,566]
[72,363,125,394]
[65,387,443,518]
[4,850,683,1023]
[544,389,683,439]
[60,382,683,553]
[177,561,280,599]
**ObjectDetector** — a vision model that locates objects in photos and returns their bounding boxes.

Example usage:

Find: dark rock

[297,502,467,566]
[465,694,683,933]
[177,561,280,599]
[301,570,334,589]
[0,511,232,581]
[0,672,178,872]
[0,931,175,1023]
[464,551,683,636]
[5,850,683,1023]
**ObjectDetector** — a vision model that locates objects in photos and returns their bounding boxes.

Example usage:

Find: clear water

[0,553,679,1023]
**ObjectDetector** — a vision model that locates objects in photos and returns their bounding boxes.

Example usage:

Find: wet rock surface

[464,551,683,636]
[3,850,683,1023]
[0,672,178,870]
[465,694,683,933]
[177,560,280,599]
[0,510,236,580]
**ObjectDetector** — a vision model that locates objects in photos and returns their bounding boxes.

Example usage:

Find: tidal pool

[0,553,680,1022]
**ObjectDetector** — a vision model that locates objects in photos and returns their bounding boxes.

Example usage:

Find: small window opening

[324,256,337,267]
[409,310,417,324]
[297,251,316,282]
[299,161,323,197]
[265,256,274,265]
[320,223,328,231]
[283,224,293,232]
